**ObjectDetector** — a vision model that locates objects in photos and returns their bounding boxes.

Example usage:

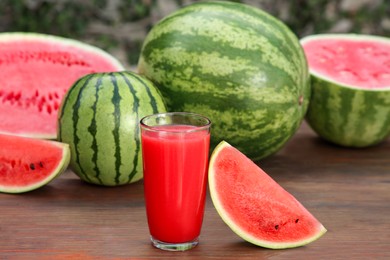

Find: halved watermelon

[301,34,390,147]
[0,133,70,193]
[0,32,124,139]
[208,141,326,249]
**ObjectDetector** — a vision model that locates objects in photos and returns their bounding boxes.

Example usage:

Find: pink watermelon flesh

[0,133,70,193]
[209,141,326,249]
[0,33,124,139]
[302,35,390,89]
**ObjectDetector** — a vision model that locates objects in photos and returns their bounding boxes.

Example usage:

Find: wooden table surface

[1,122,389,259]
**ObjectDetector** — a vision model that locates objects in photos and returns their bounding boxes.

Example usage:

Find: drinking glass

[140,112,211,251]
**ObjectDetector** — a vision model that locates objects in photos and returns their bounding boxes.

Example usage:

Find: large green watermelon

[138,1,310,161]
[57,71,167,186]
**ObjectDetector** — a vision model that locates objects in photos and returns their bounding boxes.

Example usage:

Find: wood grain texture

[1,122,389,259]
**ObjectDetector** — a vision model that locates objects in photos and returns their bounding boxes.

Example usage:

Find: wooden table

[1,122,389,259]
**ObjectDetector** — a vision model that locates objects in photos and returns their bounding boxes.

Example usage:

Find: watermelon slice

[208,141,326,249]
[0,133,70,193]
[0,32,124,139]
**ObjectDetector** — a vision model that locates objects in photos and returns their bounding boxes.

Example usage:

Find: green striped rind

[306,76,390,147]
[57,71,166,186]
[138,1,310,161]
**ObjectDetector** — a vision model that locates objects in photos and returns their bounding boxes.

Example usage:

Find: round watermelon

[57,71,167,186]
[301,34,390,147]
[137,1,310,161]
[0,32,124,139]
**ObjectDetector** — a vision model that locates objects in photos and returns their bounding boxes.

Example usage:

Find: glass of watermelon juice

[140,112,211,251]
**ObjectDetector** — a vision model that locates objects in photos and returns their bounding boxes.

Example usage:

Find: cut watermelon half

[208,141,327,249]
[0,32,124,139]
[301,34,390,147]
[0,133,70,193]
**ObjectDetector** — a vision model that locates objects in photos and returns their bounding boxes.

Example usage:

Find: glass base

[151,236,199,251]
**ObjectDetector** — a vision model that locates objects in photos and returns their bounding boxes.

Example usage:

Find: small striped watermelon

[138,1,310,161]
[301,34,390,147]
[57,71,167,186]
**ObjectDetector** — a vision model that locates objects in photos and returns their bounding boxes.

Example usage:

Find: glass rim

[140,112,211,134]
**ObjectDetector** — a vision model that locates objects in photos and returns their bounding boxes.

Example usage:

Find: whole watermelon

[57,71,167,186]
[138,1,310,161]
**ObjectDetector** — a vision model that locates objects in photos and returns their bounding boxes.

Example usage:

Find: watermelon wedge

[0,32,124,139]
[0,133,70,193]
[208,141,326,249]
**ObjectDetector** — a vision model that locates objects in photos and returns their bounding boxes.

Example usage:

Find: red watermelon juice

[140,112,211,251]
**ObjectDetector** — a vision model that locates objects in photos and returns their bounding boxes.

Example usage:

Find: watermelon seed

[47,104,52,114]
[39,161,44,168]
[274,225,279,230]
[14,92,21,101]
[54,102,60,111]
[29,163,35,170]
[6,92,14,101]
[295,219,299,223]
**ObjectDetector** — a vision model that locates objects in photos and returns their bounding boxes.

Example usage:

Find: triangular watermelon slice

[208,141,326,249]
[0,133,70,193]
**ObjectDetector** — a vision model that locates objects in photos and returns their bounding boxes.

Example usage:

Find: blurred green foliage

[0,0,90,37]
